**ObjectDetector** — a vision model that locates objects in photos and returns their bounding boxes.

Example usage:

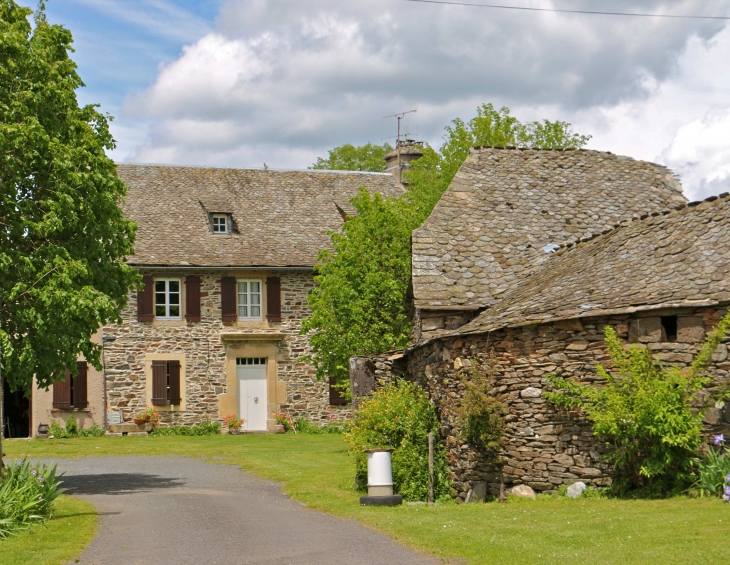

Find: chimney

[384,140,423,188]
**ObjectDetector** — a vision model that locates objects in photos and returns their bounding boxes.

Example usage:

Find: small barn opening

[661,316,678,342]
[3,379,30,438]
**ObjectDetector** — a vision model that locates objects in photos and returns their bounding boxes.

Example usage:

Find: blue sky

[30,1,730,199]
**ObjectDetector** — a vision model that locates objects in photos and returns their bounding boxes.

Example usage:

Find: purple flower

[714,434,725,445]
[31,469,37,476]
[726,473,730,483]
[725,486,730,496]
[37,477,43,482]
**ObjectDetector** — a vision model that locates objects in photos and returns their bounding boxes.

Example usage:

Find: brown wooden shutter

[168,360,181,405]
[329,376,348,406]
[137,274,154,322]
[266,276,281,322]
[52,373,72,409]
[221,276,237,322]
[185,276,201,322]
[151,360,168,406]
[73,361,89,409]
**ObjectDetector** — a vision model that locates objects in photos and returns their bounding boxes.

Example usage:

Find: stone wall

[412,308,479,342]
[104,269,351,426]
[404,306,730,501]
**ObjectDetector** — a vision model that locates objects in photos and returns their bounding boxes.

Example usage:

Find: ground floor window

[151,360,182,406]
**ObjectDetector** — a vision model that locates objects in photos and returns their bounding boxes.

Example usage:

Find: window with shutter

[266,277,281,322]
[52,374,72,410]
[151,360,168,406]
[151,360,183,406]
[237,280,262,320]
[221,276,237,322]
[185,276,201,322]
[138,274,154,322]
[73,361,89,409]
[168,360,181,405]
[329,376,348,406]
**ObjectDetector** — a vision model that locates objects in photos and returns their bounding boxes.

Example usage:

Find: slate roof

[455,193,730,336]
[116,164,403,267]
[411,147,687,311]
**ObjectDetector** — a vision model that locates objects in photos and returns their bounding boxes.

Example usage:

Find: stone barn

[401,193,730,500]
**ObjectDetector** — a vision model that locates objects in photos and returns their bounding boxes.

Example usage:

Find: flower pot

[228,428,243,435]
[275,424,286,434]
[133,418,148,425]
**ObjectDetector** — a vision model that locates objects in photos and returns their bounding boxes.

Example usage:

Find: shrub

[293,418,349,434]
[78,423,106,438]
[455,353,506,462]
[344,380,450,501]
[0,460,65,538]
[276,413,294,432]
[136,408,161,426]
[149,419,221,436]
[547,312,730,496]
[49,419,105,438]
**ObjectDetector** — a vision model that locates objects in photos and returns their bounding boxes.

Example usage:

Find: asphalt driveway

[54,456,441,565]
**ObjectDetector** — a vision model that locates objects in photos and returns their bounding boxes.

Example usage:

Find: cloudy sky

[43,0,730,200]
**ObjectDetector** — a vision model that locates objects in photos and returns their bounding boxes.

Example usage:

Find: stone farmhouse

[353,147,730,500]
[27,165,401,435]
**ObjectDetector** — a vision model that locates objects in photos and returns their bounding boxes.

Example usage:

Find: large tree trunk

[0,358,4,474]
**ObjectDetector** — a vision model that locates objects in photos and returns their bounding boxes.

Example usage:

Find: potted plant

[134,407,161,427]
[223,414,244,435]
[275,413,292,434]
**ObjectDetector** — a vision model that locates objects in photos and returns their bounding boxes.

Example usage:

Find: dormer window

[211,214,229,234]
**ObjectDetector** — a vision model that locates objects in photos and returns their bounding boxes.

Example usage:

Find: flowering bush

[136,408,161,426]
[694,434,730,498]
[547,312,730,496]
[344,380,451,501]
[223,414,244,430]
[149,419,221,436]
[0,459,65,538]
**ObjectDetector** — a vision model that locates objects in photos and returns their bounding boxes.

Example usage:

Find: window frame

[237,279,263,321]
[155,278,182,320]
[211,213,230,234]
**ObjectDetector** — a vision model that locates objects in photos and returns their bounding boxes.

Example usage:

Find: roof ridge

[556,191,730,253]
[117,162,392,176]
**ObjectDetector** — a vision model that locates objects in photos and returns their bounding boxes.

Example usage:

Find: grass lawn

[0,494,97,565]
[4,434,728,565]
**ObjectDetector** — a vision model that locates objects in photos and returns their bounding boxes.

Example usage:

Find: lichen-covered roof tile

[412,147,687,310]
[117,165,402,267]
[457,193,730,335]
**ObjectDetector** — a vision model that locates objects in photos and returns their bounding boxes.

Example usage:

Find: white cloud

[116,0,730,200]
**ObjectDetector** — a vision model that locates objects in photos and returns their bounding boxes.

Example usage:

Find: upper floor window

[155,279,181,320]
[211,214,229,234]
[237,280,262,320]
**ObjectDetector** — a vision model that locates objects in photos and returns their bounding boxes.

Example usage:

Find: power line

[401,0,730,20]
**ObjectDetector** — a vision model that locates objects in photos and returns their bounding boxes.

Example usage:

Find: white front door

[237,358,268,431]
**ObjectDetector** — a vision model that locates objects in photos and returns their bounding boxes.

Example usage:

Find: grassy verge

[0,494,97,565]
[4,435,728,565]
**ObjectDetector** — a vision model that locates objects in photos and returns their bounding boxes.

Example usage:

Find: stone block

[422,317,445,331]
[712,344,728,363]
[566,341,589,351]
[567,482,586,499]
[629,317,661,343]
[127,431,149,437]
[520,387,542,398]
[105,432,123,438]
[677,316,705,343]
[470,481,487,503]
[507,484,536,499]
[554,319,584,331]
[109,423,152,433]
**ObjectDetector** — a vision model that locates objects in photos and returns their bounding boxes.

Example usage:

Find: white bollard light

[360,448,402,506]
[367,449,394,496]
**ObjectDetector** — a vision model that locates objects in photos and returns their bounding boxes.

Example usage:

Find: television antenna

[383,108,417,148]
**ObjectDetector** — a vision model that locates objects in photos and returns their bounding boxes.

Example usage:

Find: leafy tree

[304,104,590,387]
[546,313,730,496]
[310,142,393,172]
[301,190,412,380]
[0,1,138,458]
